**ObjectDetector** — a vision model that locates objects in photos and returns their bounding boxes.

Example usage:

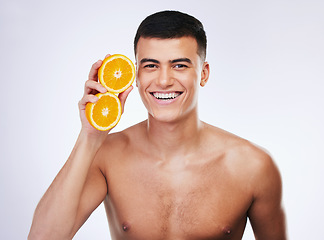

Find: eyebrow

[139,58,192,65]
[170,58,192,64]
[140,58,160,64]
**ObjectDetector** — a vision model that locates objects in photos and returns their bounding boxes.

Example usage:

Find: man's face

[135,36,209,123]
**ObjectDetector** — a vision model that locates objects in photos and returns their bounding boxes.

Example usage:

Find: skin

[28,37,286,240]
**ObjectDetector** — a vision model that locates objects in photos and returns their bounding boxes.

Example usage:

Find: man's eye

[144,64,157,68]
[174,64,188,69]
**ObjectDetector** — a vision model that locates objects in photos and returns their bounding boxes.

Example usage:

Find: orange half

[98,54,135,93]
[85,92,122,131]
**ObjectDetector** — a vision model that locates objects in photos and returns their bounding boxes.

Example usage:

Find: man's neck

[145,110,203,161]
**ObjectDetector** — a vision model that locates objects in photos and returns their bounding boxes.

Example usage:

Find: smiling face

[135,36,209,123]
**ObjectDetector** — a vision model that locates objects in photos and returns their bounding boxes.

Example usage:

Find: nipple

[223,226,232,235]
[122,222,130,232]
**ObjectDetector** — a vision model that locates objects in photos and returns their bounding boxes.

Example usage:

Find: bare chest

[104,156,252,240]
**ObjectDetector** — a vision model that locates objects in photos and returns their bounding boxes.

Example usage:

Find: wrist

[78,129,107,150]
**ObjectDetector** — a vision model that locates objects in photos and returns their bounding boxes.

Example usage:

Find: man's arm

[28,57,133,239]
[247,153,287,240]
[28,131,107,240]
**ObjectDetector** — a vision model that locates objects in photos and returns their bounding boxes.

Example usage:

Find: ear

[200,62,210,87]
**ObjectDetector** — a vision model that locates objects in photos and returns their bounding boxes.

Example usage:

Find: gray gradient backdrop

[1,0,323,239]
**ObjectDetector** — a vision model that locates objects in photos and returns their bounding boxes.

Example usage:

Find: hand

[78,54,133,137]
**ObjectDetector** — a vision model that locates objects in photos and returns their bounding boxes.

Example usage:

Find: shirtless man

[28,11,286,240]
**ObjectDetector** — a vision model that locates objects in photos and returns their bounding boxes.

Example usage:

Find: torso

[97,121,261,240]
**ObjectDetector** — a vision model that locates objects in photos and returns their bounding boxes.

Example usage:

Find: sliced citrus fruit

[85,92,122,131]
[98,54,135,93]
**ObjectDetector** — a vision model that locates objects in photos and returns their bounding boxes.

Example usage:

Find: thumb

[118,86,133,114]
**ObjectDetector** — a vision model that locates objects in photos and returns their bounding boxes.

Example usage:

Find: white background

[1,0,323,239]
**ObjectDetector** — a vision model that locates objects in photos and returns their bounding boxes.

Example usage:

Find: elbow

[28,232,72,240]
[28,218,51,240]
[28,230,44,240]
[28,227,72,240]
[28,227,54,240]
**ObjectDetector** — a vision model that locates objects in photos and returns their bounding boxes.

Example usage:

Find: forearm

[29,131,105,239]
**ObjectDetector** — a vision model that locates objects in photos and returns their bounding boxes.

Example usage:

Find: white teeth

[152,92,180,100]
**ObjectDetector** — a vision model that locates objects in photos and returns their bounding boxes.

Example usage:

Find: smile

[150,92,183,100]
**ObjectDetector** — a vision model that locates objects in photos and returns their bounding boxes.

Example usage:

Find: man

[29,11,286,239]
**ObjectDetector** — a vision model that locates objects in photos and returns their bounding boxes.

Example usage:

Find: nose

[156,67,174,88]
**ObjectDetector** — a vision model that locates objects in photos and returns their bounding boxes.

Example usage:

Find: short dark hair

[134,10,207,61]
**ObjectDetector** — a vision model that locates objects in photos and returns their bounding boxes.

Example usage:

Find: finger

[118,86,133,113]
[84,80,107,95]
[104,54,111,59]
[78,95,99,110]
[88,60,103,81]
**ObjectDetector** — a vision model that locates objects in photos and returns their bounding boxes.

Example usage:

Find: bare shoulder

[203,126,288,239]
[202,122,281,185]
[95,121,147,162]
